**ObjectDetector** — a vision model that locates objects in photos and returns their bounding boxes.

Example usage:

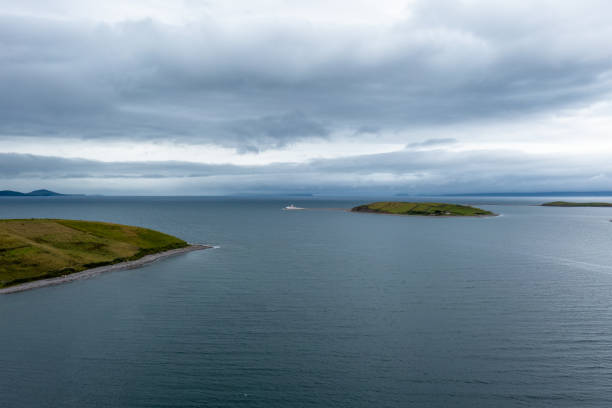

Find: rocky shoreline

[0,244,212,295]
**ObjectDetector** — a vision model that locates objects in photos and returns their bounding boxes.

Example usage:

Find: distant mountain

[396,191,612,197]
[26,189,65,196]
[437,191,612,197]
[0,189,74,197]
[0,190,25,196]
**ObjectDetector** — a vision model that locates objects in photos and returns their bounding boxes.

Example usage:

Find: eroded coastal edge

[0,244,212,295]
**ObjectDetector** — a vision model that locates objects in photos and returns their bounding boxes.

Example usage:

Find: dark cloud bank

[2,1,612,147]
[2,151,612,195]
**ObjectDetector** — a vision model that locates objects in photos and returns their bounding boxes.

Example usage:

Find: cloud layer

[3,148,612,195]
[1,0,612,193]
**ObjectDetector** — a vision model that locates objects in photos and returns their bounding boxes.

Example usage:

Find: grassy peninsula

[542,201,612,207]
[351,201,495,216]
[0,219,190,289]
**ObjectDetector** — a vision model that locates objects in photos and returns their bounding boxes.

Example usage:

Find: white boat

[284,204,305,210]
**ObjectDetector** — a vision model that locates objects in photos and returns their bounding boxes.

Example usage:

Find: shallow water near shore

[1,196,612,407]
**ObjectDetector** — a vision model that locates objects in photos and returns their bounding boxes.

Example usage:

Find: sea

[1,196,612,407]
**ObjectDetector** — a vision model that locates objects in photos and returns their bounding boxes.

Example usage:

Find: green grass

[0,219,188,288]
[541,201,612,207]
[351,201,495,216]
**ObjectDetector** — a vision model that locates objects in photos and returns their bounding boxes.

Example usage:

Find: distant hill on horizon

[0,189,80,197]
[396,191,612,197]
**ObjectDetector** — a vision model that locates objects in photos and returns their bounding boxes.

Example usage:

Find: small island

[541,201,612,207]
[0,219,210,293]
[351,201,495,216]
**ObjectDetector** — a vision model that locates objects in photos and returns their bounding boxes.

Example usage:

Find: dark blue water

[1,196,612,407]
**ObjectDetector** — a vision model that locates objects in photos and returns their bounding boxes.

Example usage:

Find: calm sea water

[1,196,612,407]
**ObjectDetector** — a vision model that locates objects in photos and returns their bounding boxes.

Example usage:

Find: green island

[0,219,195,289]
[351,201,495,216]
[541,201,612,207]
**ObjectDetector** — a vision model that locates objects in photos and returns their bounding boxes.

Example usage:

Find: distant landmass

[414,191,612,197]
[0,189,80,197]
[234,193,314,197]
[351,201,495,216]
[542,201,612,207]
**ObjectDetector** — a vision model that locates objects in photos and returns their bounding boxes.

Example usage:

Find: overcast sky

[2,0,612,195]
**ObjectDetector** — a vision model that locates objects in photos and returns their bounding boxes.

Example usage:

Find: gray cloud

[226,112,329,152]
[1,1,612,151]
[2,150,611,195]
[2,0,612,196]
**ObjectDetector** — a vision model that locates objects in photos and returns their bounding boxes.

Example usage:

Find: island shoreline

[0,244,212,295]
[349,210,498,218]
[350,201,496,217]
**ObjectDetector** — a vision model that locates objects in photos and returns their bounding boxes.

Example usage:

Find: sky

[1,0,612,195]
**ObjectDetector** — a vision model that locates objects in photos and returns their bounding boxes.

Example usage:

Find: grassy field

[351,201,495,216]
[542,201,612,207]
[0,219,188,288]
